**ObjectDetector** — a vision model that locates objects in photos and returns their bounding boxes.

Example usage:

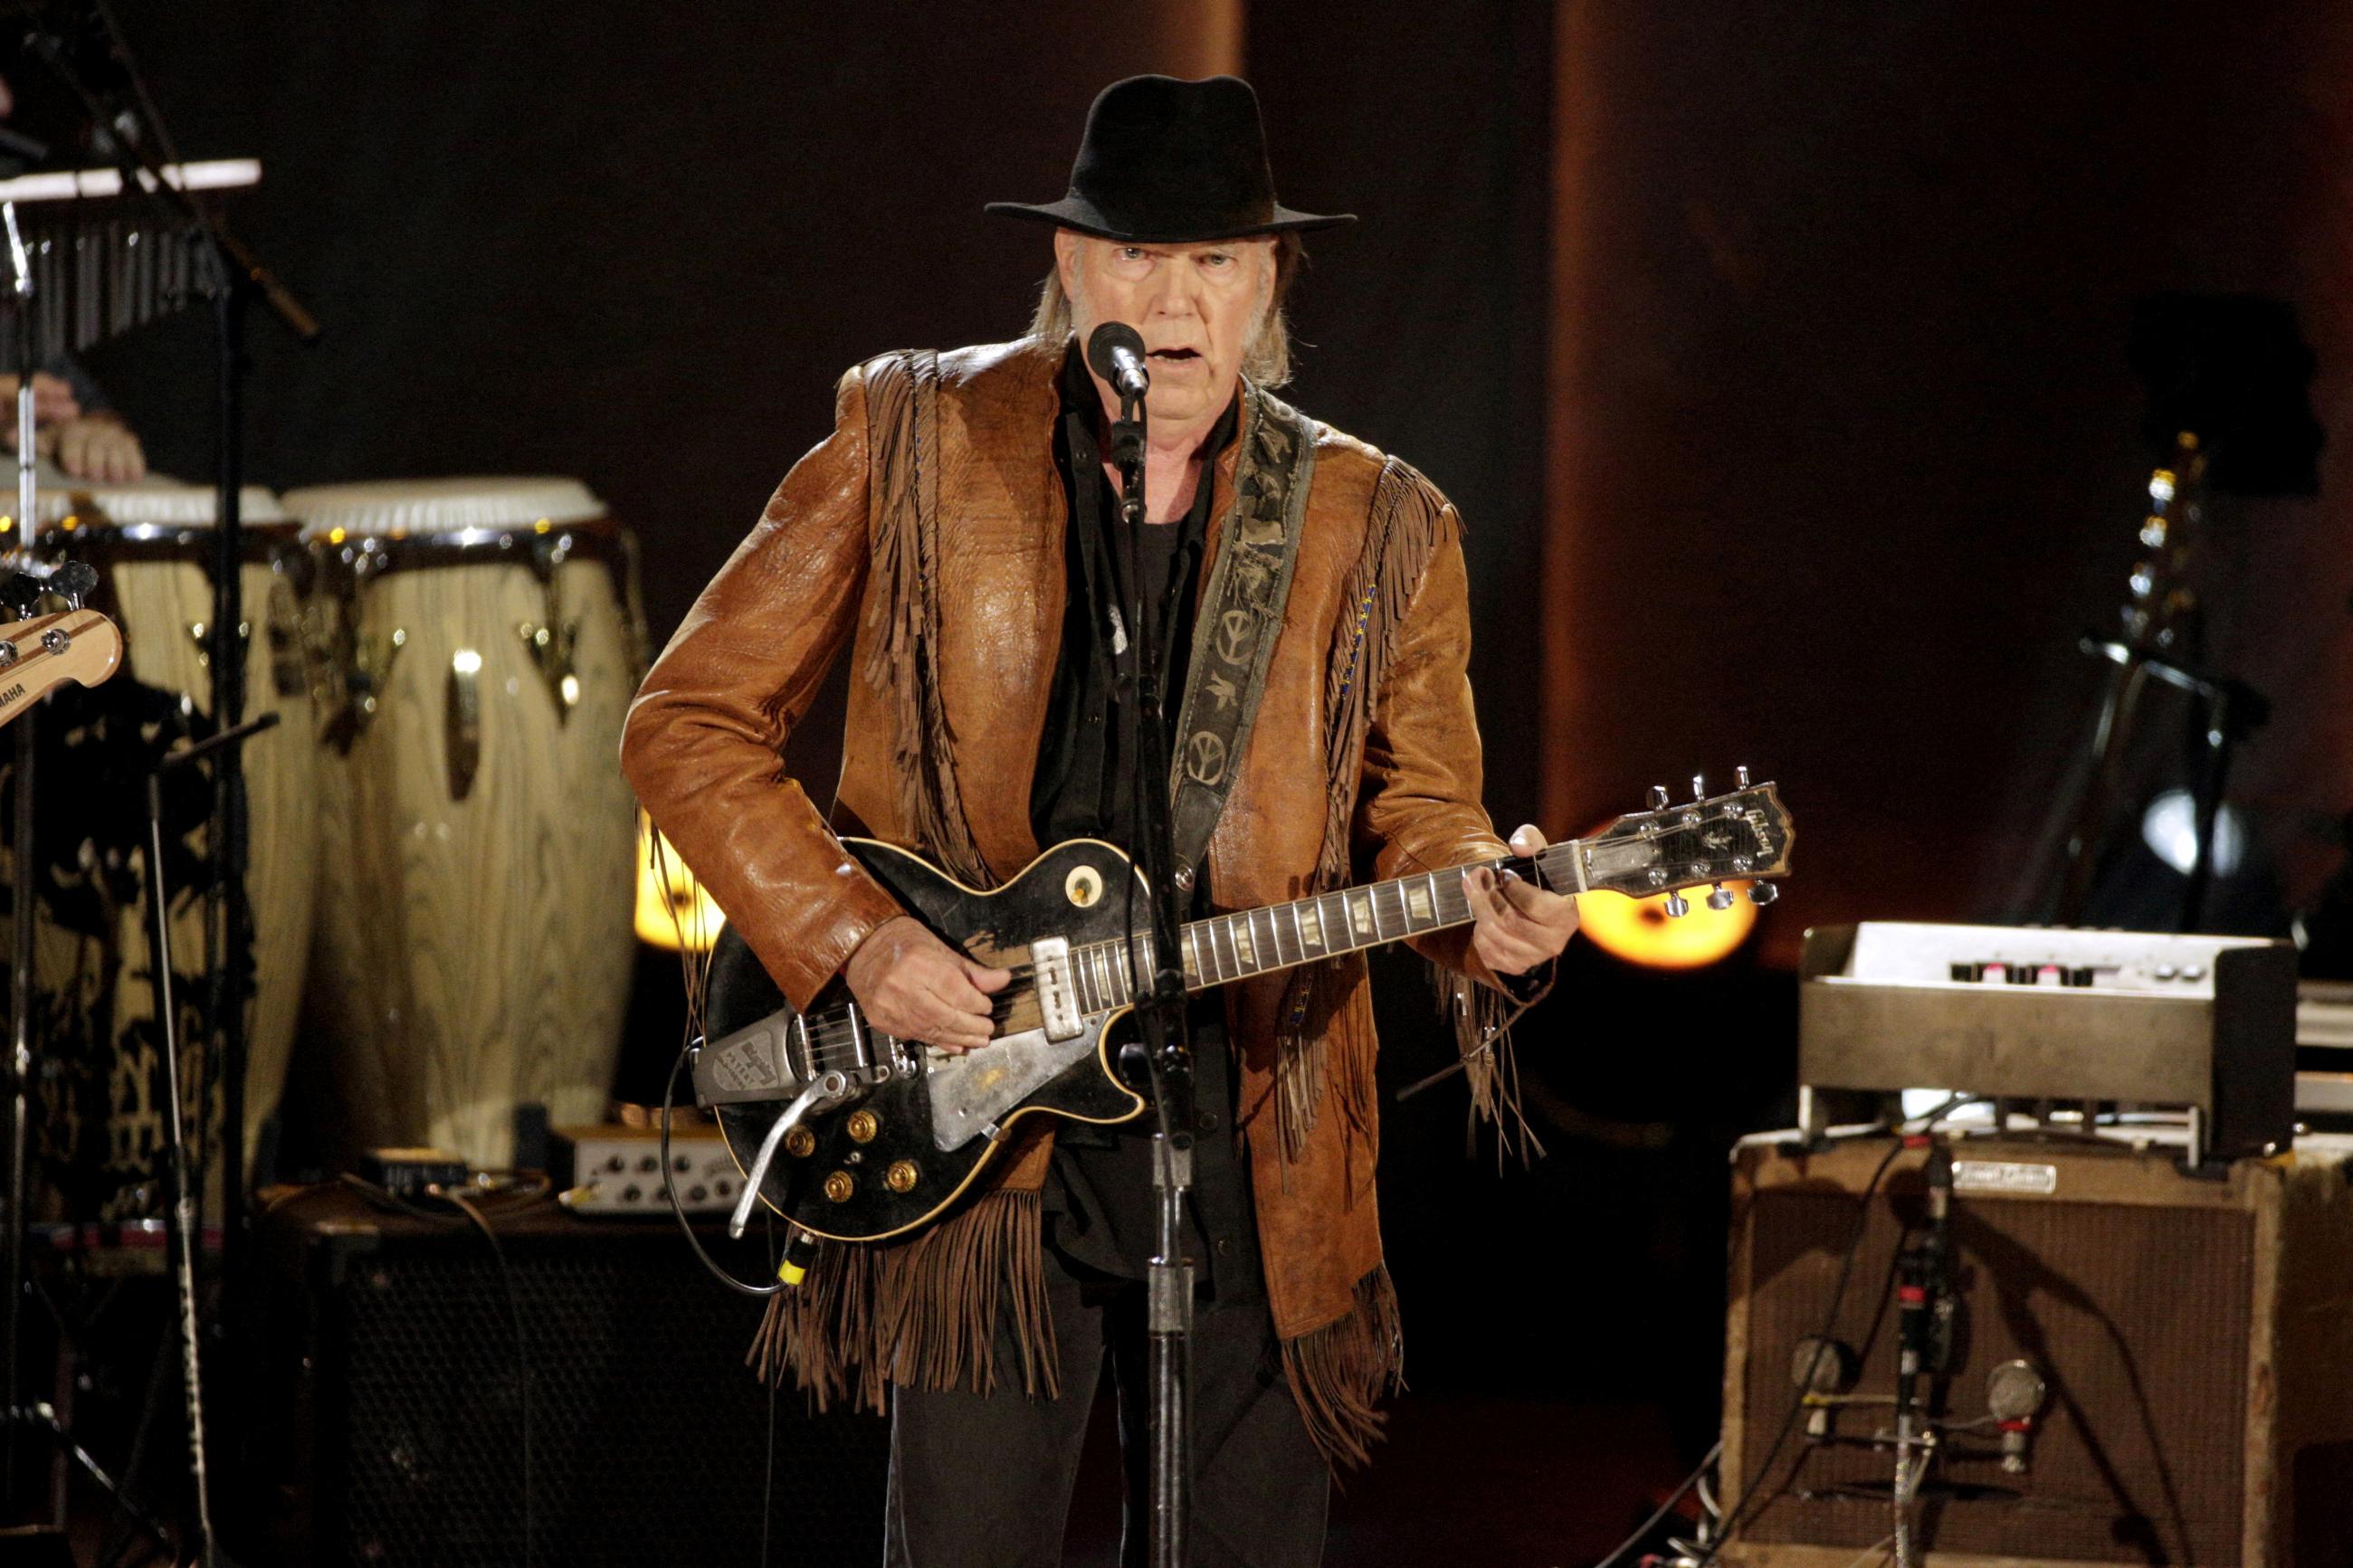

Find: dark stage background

[54,0,2353,1531]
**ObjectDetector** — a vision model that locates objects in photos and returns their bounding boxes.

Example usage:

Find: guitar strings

[788,858,1517,1065]
[789,825,1758,1063]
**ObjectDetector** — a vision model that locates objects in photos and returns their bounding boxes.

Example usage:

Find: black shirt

[1027,343,1259,1295]
[1029,347,1228,856]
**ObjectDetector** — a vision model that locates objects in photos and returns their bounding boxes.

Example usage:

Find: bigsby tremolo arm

[727,1069,850,1240]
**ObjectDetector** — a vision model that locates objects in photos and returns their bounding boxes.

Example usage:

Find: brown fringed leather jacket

[622,337,1525,1464]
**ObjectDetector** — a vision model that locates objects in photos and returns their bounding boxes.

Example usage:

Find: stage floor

[1063,1390,1687,1566]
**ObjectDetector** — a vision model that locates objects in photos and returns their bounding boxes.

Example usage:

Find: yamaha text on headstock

[0,609,122,728]
[692,773,1794,1243]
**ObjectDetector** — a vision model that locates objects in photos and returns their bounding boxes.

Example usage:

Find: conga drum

[290,478,641,1170]
[14,480,319,1213]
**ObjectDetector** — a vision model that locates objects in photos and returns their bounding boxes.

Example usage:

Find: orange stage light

[1578,881,1758,970]
[634,812,725,953]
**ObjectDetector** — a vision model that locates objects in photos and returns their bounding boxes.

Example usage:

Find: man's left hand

[1462,824,1580,976]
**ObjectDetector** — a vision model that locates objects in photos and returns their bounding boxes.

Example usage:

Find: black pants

[883,1255,1329,1567]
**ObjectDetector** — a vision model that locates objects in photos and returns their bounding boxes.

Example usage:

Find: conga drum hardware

[517,615,583,717]
[447,645,484,800]
[319,623,405,749]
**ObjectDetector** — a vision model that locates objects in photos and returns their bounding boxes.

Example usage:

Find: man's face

[1057,231,1275,429]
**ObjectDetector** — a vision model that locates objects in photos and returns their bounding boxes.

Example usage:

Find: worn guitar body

[694,777,1794,1249]
[704,838,1150,1242]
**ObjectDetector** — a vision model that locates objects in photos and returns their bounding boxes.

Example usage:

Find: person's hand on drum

[0,372,81,428]
[50,414,147,483]
[845,915,1010,1053]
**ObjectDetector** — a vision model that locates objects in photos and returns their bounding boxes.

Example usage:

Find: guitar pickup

[1029,936,1084,1041]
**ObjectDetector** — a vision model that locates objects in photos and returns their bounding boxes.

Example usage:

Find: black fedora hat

[987,74,1354,244]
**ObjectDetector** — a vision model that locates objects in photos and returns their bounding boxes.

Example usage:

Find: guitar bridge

[1029,936,1084,1042]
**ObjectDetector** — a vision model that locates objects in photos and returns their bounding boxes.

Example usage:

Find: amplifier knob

[824,1171,855,1202]
[886,1160,919,1193]
[847,1109,881,1143]
[785,1126,816,1158]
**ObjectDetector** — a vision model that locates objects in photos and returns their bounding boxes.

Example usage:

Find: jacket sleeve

[1352,507,1552,997]
[620,366,908,1011]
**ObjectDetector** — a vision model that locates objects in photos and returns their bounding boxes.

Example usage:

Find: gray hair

[1026,233,1304,388]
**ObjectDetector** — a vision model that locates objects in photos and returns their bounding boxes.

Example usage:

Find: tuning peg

[1748,882,1780,907]
[1691,773,1707,801]
[1735,765,1751,788]
[1648,784,1669,811]
[1663,891,1691,918]
[1707,883,1735,911]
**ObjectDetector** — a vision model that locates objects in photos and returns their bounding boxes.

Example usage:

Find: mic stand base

[1147,1133,1194,1568]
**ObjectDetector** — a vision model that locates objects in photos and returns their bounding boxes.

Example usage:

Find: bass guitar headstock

[0,607,122,729]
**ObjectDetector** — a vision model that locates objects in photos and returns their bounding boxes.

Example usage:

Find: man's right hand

[843,915,1010,1053]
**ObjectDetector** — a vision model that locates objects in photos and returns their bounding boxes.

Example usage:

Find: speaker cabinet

[1720,1138,2353,1567]
[241,1185,888,1567]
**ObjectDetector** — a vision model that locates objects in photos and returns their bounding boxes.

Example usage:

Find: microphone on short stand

[1086,320,1151,406]
[1891,1138,1954,1566]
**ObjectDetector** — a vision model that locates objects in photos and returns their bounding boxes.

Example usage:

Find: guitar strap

[1164,384,1318,889]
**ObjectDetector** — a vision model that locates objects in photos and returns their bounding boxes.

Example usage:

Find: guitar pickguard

[924,1021,1113,1151]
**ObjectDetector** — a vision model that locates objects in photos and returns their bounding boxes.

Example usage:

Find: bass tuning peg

[1691,773,1707,801]
[1748,882,1780,907]
[1648,784,1670,811]
[1735,765,1751,788]
[1707,883,1735,911]
[1663,891,1691,918]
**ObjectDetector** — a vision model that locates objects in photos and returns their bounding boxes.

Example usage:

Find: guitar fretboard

[1059,845,1582,1015]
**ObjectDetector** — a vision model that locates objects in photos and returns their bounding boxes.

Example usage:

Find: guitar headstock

[1548,770,1794,912]
[0,608,123,727]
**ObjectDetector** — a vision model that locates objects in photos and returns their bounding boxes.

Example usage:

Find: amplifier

[238,1184,886,1567]
[1719,1136,2353,1568]
[552,1122,739,1215]
[1798,924,2297,1163]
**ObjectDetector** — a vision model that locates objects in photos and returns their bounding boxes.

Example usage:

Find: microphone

[1899,1142,1956,1375]
[1086,321,1150,403]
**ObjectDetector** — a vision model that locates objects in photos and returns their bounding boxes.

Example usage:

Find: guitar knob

[1648,784,1670,811]
[1707,883,1735,911]
[1663,891,1691,918]
[1749,882,1780,907]
[1691,773,1706,801]
[1735,765,1751,788]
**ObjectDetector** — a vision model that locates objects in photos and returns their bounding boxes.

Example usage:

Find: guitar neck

[1062,843,1587,1012]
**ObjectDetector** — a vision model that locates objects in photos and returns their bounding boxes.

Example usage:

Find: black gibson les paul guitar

[692,775,1794,1243]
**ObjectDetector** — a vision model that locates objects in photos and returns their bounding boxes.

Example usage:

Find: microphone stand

[23,15,319,1549]
[146,715,280,1568]
[1890,1140,1954,1568]
[1,190,38,1524]
[1110,378,1197,1568]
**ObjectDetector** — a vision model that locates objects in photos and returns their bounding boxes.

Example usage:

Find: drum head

[284,477,605,542]
[28,480,291,543]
